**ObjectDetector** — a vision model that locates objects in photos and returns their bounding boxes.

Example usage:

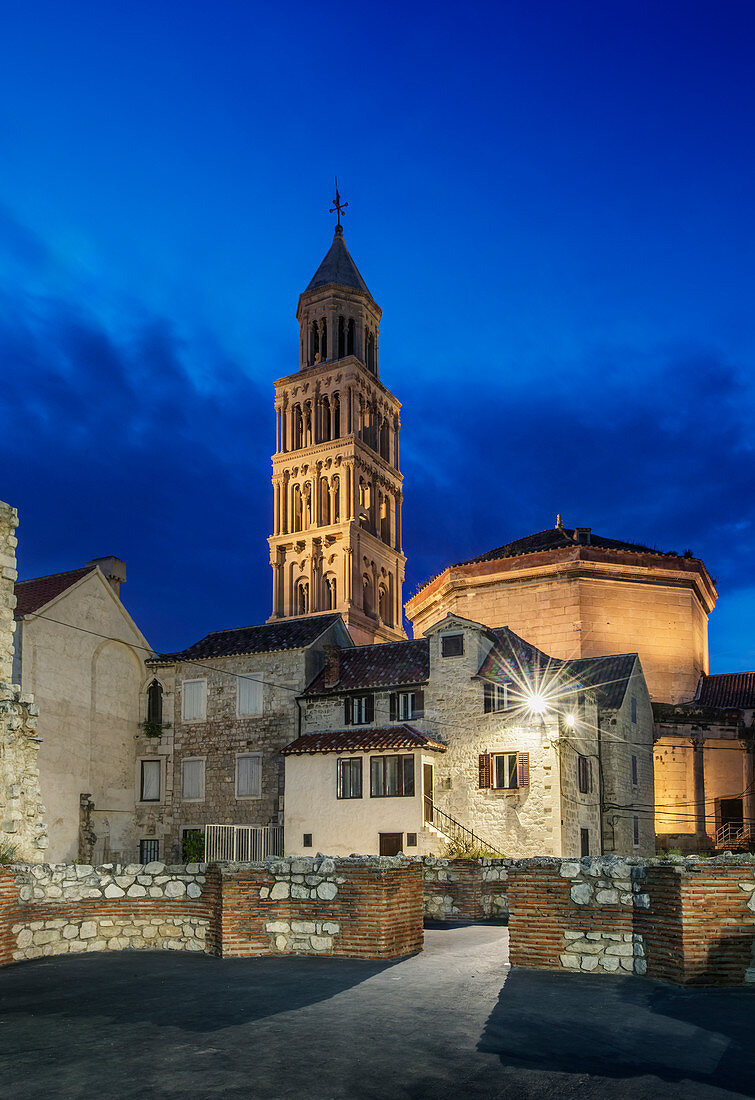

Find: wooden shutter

[478,753,491,789]
[483,682,493,713]
[389,693,397,721]
[517,752,530,789]
[414,689,425,718]
[365,694,374,723]
[344,697,352,725]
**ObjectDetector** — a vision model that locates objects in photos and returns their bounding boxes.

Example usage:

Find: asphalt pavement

[1,922,754,1098]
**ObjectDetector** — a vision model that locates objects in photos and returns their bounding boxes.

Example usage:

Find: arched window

[378,584,390,625]
[147,680,163,724]
[294,406,303,450]
[304,402,313,447]
[367,330,375,372]
[311,321,319,364]
[323,575,337,610]
[296,580,309,616]
[338,315,345,359]
[320,396,331,443]
[363,574,373,616]
[292,485,303,532]
[332,476,340,523]
[332,393,340,438]
[380,495,390,543]
[379,418,390,462]
[347,318,355,356]
[320,477,330,525]
[321,318,328,362]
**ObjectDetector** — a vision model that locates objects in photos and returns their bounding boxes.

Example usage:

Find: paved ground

[2,923,755,1098]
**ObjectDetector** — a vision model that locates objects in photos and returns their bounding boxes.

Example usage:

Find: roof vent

[574,528,592,546]
[87,556,126,596]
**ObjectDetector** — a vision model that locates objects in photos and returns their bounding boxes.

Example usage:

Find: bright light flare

[526,692,548,715]
[565,713,576,727]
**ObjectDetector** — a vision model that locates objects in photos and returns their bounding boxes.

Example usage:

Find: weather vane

[330,177,348,227]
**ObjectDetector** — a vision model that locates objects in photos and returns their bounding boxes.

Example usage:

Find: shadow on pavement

[0,949,401,1034]
[478,968,755,1097]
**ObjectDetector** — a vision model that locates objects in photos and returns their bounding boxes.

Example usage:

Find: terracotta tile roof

[14,566,95,617]
[652,700,742,727]
[305,638,429,695]
[282,724,446,755]
[696,672,755,709]
[477,627,557,680]
[148,614,344,665]
[567,654,638,710]
[456,527,678,567]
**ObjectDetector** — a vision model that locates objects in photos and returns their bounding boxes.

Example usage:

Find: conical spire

[304,227,374,298]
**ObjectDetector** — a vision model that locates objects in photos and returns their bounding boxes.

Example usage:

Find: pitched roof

[282,724,446,755]
[477,627,557,680]
[147,614,344,665]
[15,566,95,617]
[695,672,755,709]
[305,638,429,695]
[567,653,638,710]
[455,526,678,567]
[304,228,373,298]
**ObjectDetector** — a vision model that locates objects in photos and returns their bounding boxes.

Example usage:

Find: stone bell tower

[268,201,406,645]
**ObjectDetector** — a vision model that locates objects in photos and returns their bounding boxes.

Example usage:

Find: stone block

[606,943,633,957]
[570,882,592,905]
[127,884,147,898]
[270,881,289,900]
[16,928,33,948]
[291,921,316,934]
[580,956,599,971]
[633,893,650,909]
[33,930,58,945]
[266,921,291,934]
[563,931,584,941]
[291,884,309,899]
[80,921,97,940]
[145,862,165,874]
[187,883,202,899]
[595,889,619,905]
[601,955,620,972]
[310,936,332,951]
[104,884,125,899]
[559,862,581,878]
[317,881,338,901]
[560,953,580,969]
[165,881,186,899]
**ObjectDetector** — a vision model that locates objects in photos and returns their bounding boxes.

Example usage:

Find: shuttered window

[236,753,262,798]
[483,682,509,713]
[238,676,262,716]
[479,751,530,790]
[182,679,206,721]
[345,695,373,725]
[182,758,205,800]
[389,690,425,721]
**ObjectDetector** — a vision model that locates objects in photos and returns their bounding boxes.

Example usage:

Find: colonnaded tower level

[268,205,406,645]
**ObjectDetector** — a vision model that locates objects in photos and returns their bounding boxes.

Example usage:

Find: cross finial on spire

[330,177,348,232]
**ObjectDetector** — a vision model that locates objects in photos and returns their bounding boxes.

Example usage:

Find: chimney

[323,645,341,687]
[87,556,127,597]
[574,528,592,546]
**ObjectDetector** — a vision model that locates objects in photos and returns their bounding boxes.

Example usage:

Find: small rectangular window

[140,759,161,802]
[303,833,313,848]
[441,634,464,657]
[238,675,262,716]
[484,682,510,713]
[488,752,529,790]
[633,815,640,848]
[494,752,519,790]
[631,696,637,723]
[139,838,159,863]
[580,828,590,857]
[631,754,638,787]
[236,753,262,798]
[370,754,415,797]
[350,695,373,725]
[182,679,206,721]
[577,755,592,794]
[406,832,418,848]
[338,757,363,798]
[182,758,205,801]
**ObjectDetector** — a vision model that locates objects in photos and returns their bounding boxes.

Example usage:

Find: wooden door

[423,763,434,824]
[379,832,403,856]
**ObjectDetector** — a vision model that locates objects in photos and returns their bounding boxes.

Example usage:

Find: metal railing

[715,822,754,850]
[424,799,505,856]
[204,824,284,862]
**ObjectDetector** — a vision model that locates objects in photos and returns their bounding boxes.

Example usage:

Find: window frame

[631,754,638,787]
[337,756,363,799]
[631,696,637,724]
[345,694,374,726]
[370,754,415,798]
[481,751,529,791]
[441,634,464,658]
[139,758,162,803]
[181,756,206,802]
[484,682,510,713]
[181,677,207,722]
[633,815,640,848]
[237,674,263,717]
[577,754,592,794]
[235,752,262,799]
[491,751,519,790]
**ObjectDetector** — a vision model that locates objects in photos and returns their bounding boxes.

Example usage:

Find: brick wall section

[422,858,509,921]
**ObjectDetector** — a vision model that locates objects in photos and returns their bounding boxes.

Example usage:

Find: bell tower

[268,198,406,645]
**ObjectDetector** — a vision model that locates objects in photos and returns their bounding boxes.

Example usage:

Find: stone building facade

[283,613,654,858]
[405,520,717,705]
[268,223,406,645]
[143,614,352,862]
[0,501,48,861]
[13,555,149,862]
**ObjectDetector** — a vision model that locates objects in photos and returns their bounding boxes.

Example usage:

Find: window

[483,682,510,713]
[238,675,262,716]
[236,753,262,798]
[182,679,206,721]
[479,752,529,790]
[182,758,205,801]
[146,680,163,724]
[338,757,363,799]
[631,696,637,723]
[580,828,590,857]
[441,634,464,657]
[370,754,415,797]
[577,755,592,794]
[140,759,161,802]
[140,839,159,863]
[345,694,374,725]
[390,690,424,721]
[631,754,638,787]
[303,833,313,848]
[633,815,640,848]
[406,833,418,848]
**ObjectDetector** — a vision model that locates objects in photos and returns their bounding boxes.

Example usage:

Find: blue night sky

[2,1,754,670]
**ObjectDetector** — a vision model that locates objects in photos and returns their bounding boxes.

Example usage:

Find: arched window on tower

[332,393,340,438]
[320,477,330,525]
[321,318,328,362]
[296,580,309,616]
[292,485,303,532]
[311,321,319,364]
[320,396,331,443]
[304,402,313,447]
[378,584,391,625]
[323,575,337,610]
[332,476,340,523]
[380,495,390,544]
[347,318,355,356]
[294,405,304,450]
[147,679,163,724]
[367,331,375,373]
[338,316,345,359]
[379,418,390,462]
[363,574,373,617]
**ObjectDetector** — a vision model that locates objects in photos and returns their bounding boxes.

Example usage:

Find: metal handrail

[425,799,505,856]
[715,822,753,849]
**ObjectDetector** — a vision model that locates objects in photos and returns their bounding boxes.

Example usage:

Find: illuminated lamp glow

[565,713,576,727]
[527,693,548,715]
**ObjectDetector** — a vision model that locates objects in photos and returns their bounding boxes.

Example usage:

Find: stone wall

[0,501,48,861]
[0,855,424,967]
[422,857,509,920]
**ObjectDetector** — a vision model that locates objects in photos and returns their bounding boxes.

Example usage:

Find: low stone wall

[422,857,509,921]
[1,855,423,966]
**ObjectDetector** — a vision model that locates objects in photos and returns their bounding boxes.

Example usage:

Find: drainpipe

[597,714,605,855]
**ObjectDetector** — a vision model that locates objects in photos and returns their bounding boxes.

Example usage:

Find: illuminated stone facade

[405,523,717,705]
[268,225,406,646]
